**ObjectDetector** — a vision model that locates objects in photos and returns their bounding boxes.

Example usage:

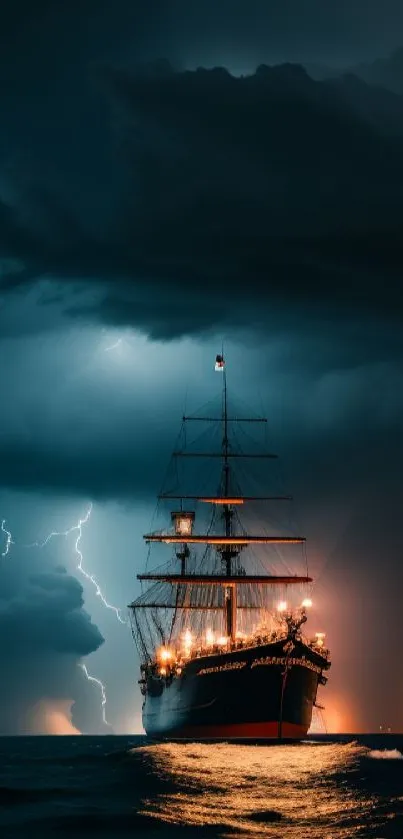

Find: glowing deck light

[159,647,173,662]
[315,632,326,648]
[302,598,313,609]
[277,600,287,612]
[205,628,215,645]
[159,666,167,676]
[183,629,193,656]
[217,636,229,646]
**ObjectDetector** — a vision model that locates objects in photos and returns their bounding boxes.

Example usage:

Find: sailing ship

[129,354,331,739]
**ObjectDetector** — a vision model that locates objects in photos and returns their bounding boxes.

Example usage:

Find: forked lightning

[1,505,127,728]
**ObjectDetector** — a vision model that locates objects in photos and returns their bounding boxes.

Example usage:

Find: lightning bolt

[73,506,127,624]
[104,337,123,352]
[1,505,127,730]
[80,663,111,728]
[1,520,12,557]
[26,504,127,625]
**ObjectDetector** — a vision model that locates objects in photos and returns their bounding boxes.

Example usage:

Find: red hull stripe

[167,721,308,739]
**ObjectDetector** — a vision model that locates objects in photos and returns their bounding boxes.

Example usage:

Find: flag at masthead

[215,354,225,371]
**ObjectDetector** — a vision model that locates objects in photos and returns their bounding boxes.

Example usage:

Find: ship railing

[145,627,330,681]
[306,639,330,658]
[149,629,294,674]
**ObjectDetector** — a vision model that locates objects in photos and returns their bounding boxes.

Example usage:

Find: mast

[223,361,231,560]
[221,357,237,641]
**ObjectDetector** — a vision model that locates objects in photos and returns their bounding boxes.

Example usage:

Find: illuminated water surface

[136,740,400,837]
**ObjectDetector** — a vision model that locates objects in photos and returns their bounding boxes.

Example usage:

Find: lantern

[171,511,195,538]
[315,632,326,648]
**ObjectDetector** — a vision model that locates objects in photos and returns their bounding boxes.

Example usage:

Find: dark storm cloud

[2,64,403,341]
[350,47,403,94]
[0,542,104,733]
[1,2,403,344]
[308,47,403,96]
[0,568,103,656]
[1,45,403,508]
[1,0,403,74]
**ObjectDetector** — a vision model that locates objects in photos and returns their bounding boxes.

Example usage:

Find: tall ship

[129,354,330,739]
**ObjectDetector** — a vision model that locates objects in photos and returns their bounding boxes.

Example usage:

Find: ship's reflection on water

[135,741,388,837]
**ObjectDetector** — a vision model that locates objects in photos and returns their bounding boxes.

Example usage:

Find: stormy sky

[1,0,403,734]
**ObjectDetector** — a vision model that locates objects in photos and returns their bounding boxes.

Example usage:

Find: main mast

[220,357,237,640]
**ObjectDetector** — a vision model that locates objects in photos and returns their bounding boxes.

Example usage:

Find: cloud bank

[0,540,105,733]
[1,64,403,342]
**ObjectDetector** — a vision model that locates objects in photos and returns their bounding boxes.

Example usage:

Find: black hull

[142,638,330,740]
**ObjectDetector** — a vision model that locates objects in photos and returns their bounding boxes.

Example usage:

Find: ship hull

[142,638,329,740]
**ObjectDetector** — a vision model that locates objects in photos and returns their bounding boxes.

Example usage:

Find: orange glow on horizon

[320,691,359,733]
[28,699,81,735]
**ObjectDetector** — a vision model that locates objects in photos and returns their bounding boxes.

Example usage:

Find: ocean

[1,735,403,838]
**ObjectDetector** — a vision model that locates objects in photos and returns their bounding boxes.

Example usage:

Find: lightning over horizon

[80,663,111,728]
[1,505,128,732]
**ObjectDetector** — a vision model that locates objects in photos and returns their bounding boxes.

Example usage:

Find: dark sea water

[1,735,403,838]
